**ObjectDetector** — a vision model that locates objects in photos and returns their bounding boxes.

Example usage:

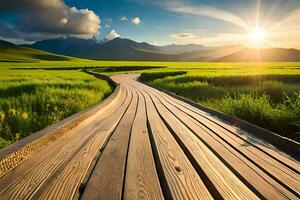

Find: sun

[249,28,266,44]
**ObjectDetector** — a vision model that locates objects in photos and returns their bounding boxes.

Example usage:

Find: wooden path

[0,73,300,200]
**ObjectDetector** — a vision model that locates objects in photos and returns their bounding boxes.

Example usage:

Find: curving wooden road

[0,73,300,200]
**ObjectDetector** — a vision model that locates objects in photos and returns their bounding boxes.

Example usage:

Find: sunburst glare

[249,27,266,45]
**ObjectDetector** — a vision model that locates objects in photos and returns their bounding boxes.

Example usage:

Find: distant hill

[28,37,241,61]
[0,40,77,62]
[216,48,300,62]
[28,37,178,61]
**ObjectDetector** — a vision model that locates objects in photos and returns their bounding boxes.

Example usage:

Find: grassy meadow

[141,70,300,142]
[0,42,82,63]
[0,68,112,148]
[0,60,300,148]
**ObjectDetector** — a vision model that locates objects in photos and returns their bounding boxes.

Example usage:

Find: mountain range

[1,37,300,62]
[27,37,243,61]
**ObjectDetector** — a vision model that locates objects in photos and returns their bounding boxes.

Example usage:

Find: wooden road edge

[139,78,300,161]
[0,72,120,176]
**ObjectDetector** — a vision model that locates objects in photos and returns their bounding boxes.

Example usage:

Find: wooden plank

[149,88,299,199]
[151,89,300,195]
[123,90,164,200]
[185,111,300,193]
[33,87,132,199]
[147,90,260,200]
[81,89,138,200]
[0,131,90,199]
[143,91,213,200]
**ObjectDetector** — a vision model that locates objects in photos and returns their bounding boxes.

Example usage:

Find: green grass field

[1,60,300,70]
[0,69,112,148]
[0,46,82,62]
[140,69,300,141]
[1,60,300,148]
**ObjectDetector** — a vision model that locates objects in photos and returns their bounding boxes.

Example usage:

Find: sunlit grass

[0,70,112,148]
[204,93,300,140]
[1,60,300,74]
[139,71,187,82]
[143,71,300,141]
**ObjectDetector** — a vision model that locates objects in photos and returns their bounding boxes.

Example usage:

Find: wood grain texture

[36,88,131,200]
[143,91,213,200]
[153,89,300,192]
[146,89,259,200]
[81,89,137,200]
[123,90,164,200]
[148,87,299,199]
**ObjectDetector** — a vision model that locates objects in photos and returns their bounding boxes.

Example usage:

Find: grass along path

[0,70,112,148]
[141,72,300,142]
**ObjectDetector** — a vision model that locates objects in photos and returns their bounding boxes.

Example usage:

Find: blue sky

[65,0,300,46]
[65,0,252,43]
[1,0,300,47]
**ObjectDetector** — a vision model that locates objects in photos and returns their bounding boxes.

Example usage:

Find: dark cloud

[0,0,100,42]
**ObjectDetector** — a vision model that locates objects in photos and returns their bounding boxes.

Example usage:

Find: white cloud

[170,32,196,39]
[132,17,141,25]
[0,0,100,41]
[120,16,128,21]
[105,24,111,28]
[106,30,120,41]
[121,16,142,25]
